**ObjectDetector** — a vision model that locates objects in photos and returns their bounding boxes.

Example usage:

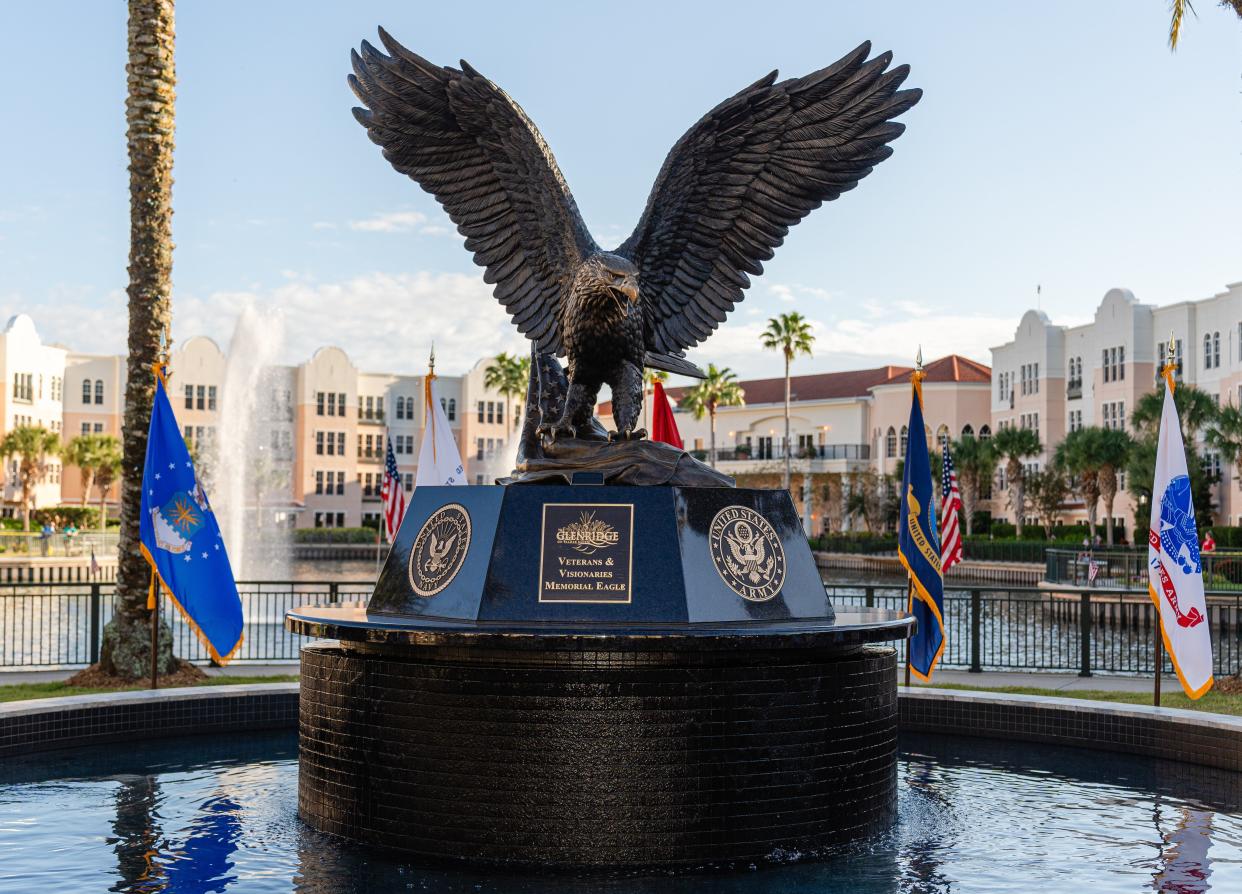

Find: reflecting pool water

[1,732,1239,893]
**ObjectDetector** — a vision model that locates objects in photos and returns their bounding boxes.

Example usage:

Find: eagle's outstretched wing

[618,42,920,355]
[349,29,597,354]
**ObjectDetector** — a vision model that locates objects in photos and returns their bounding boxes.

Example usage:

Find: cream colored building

[0,315,67,515]
[990,282,1242,532]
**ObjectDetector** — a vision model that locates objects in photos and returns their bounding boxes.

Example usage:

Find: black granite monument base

[287,485,913,868]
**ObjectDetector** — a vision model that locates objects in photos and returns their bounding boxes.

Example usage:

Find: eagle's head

[580,253,639,307]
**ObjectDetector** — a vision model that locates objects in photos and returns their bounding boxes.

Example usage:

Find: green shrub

[294,527,382,544]
[32,506,101,528]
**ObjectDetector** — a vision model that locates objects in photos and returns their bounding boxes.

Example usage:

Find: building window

[315,471,324,495]
[487,401,495,424]
[316,431,325,455]
[476,437,485,461]
[1205,334,1212,369]
[885,427,897,458]
[316,392,325,415]
[899,426,908,456]
[496,403,504,426]
[208,385,217,411]
[85,380,94,405]
[335,471,345,495]
[337,432,346,456]
[447,398,456,421]
[1214,332,1221,369]
[477,401,485,423]
[396,396,405,420]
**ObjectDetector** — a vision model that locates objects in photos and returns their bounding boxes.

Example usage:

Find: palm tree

[680,364,745,467]
[93,437,123,534]
[642,367,669,434]
[990,427,1042,538]
[1053,427,1104,542]
[951,434,995,537]
[1169,1,1242,49]
[1207,403,1242,484]
[760,312,815,490]
[62,433,108,508]
[1095,427,1133,545]
[106,0,179,680]
[483,352,531,431]
[1130,382,1218,443]
[0,427,61,532]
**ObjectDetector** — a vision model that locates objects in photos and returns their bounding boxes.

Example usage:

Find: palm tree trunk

[708,406,717,468]
[21,484,30,533]
[81,471,95,509]
[783,353,791,491]
[1103,495,1115,545]
[101,0,179,679]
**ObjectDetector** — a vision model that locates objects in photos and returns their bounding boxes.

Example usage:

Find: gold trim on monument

[708,505,786,602]
[407,502,471,598]
[538,502,635,604]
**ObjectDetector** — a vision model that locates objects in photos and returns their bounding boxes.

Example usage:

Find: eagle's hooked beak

[617,274,639,303]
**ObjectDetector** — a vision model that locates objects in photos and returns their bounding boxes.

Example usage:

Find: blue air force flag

[139,366,244,663]
[898,371,945,681]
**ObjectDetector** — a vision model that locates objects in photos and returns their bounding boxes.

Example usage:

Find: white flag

[415,375,466,488]
[1147,381,1213,699]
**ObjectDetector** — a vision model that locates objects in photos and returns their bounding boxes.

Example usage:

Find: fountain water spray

[216,304,288,579]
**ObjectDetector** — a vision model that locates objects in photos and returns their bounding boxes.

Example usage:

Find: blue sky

[1,1,1239,378]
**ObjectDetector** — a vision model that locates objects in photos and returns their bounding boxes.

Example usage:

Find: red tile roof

[597,355,989,414]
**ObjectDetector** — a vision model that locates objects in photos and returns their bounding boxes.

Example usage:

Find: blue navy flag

[898,371,945,681]
[139,366,244,663]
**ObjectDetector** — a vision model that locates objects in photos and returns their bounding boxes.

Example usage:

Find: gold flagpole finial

[916,345,924,372]
[428,343,436,379]
[1162,329,1177,394]
[912,345,926,406]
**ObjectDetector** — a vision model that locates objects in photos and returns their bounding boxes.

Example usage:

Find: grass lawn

[0,674,298,703]
[922,682,1242,716]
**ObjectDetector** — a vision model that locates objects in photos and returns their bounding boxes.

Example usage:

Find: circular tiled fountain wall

[297,639,898,868]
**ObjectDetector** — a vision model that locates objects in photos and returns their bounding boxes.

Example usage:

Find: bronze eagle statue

[349,29,919,442]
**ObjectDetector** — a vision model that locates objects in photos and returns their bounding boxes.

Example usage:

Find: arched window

[94,380,104,405]
[899,425,909,456]
[1214,331,1221,368]
[936,424,949,446]
[885,426,897,458]
[961,424,974,438]
[1205,334,1212,369]
[448,398,456,421]
[82,379,91,404]
[979,424,991,440]
[396,396,406,419]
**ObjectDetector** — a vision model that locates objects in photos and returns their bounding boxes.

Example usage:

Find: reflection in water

[1152,802,1213,893]
[107,775,165,893]
[3,731,1242,894]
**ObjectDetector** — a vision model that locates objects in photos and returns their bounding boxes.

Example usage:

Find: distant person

[39,521,54,556]
[64,523,78,555]
[1202,530,1216,553]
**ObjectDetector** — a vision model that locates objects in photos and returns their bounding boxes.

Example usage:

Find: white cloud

[311,221,336,231]
[347,211,429,233]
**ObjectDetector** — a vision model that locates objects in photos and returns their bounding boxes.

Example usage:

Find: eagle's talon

[609,428,647,442]
[538,421,577,441]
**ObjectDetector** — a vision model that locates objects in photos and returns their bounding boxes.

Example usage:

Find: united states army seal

[708,505,786,602]
[408,503,471,598]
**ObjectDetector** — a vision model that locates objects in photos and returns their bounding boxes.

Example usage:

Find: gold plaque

[407,503,471,598]
[538,503,634,603]
[708,505,786,602]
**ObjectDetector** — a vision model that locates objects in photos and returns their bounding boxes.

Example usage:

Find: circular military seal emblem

[708,505,786,602]
[408,503,471,598]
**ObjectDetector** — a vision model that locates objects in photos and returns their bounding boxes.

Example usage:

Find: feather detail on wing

[348,29,598,355]
[727,534,748,564]
[618,43,921,355]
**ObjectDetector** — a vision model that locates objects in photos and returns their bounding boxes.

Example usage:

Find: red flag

[650,381,683,449]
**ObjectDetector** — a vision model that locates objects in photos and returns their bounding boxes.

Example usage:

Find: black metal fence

[2,581,1239,677]
[826,584,1241,677]
[1046,548,1242,591]
[0,581,372,670]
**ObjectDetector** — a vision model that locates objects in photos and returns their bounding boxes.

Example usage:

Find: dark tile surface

[298,640,900,868]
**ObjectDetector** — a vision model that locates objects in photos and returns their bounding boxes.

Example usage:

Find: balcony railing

[1066,379,1082,400]
[358,411,386,425]
[712,444,870,463]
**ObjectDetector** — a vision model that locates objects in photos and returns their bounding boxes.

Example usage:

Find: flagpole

[904,576,913,687]
[1153,330,1174,708]
[148,569,159,690]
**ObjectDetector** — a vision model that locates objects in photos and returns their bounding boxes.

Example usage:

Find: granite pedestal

[287,485,912,868]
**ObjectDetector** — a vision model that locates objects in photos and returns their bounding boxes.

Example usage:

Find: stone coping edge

[1,682,1239,774]
[901,687,1242,772]
[0,682,297,758]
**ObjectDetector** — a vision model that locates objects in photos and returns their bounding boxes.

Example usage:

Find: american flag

[940,438,964,573]
[380,434,406,543]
